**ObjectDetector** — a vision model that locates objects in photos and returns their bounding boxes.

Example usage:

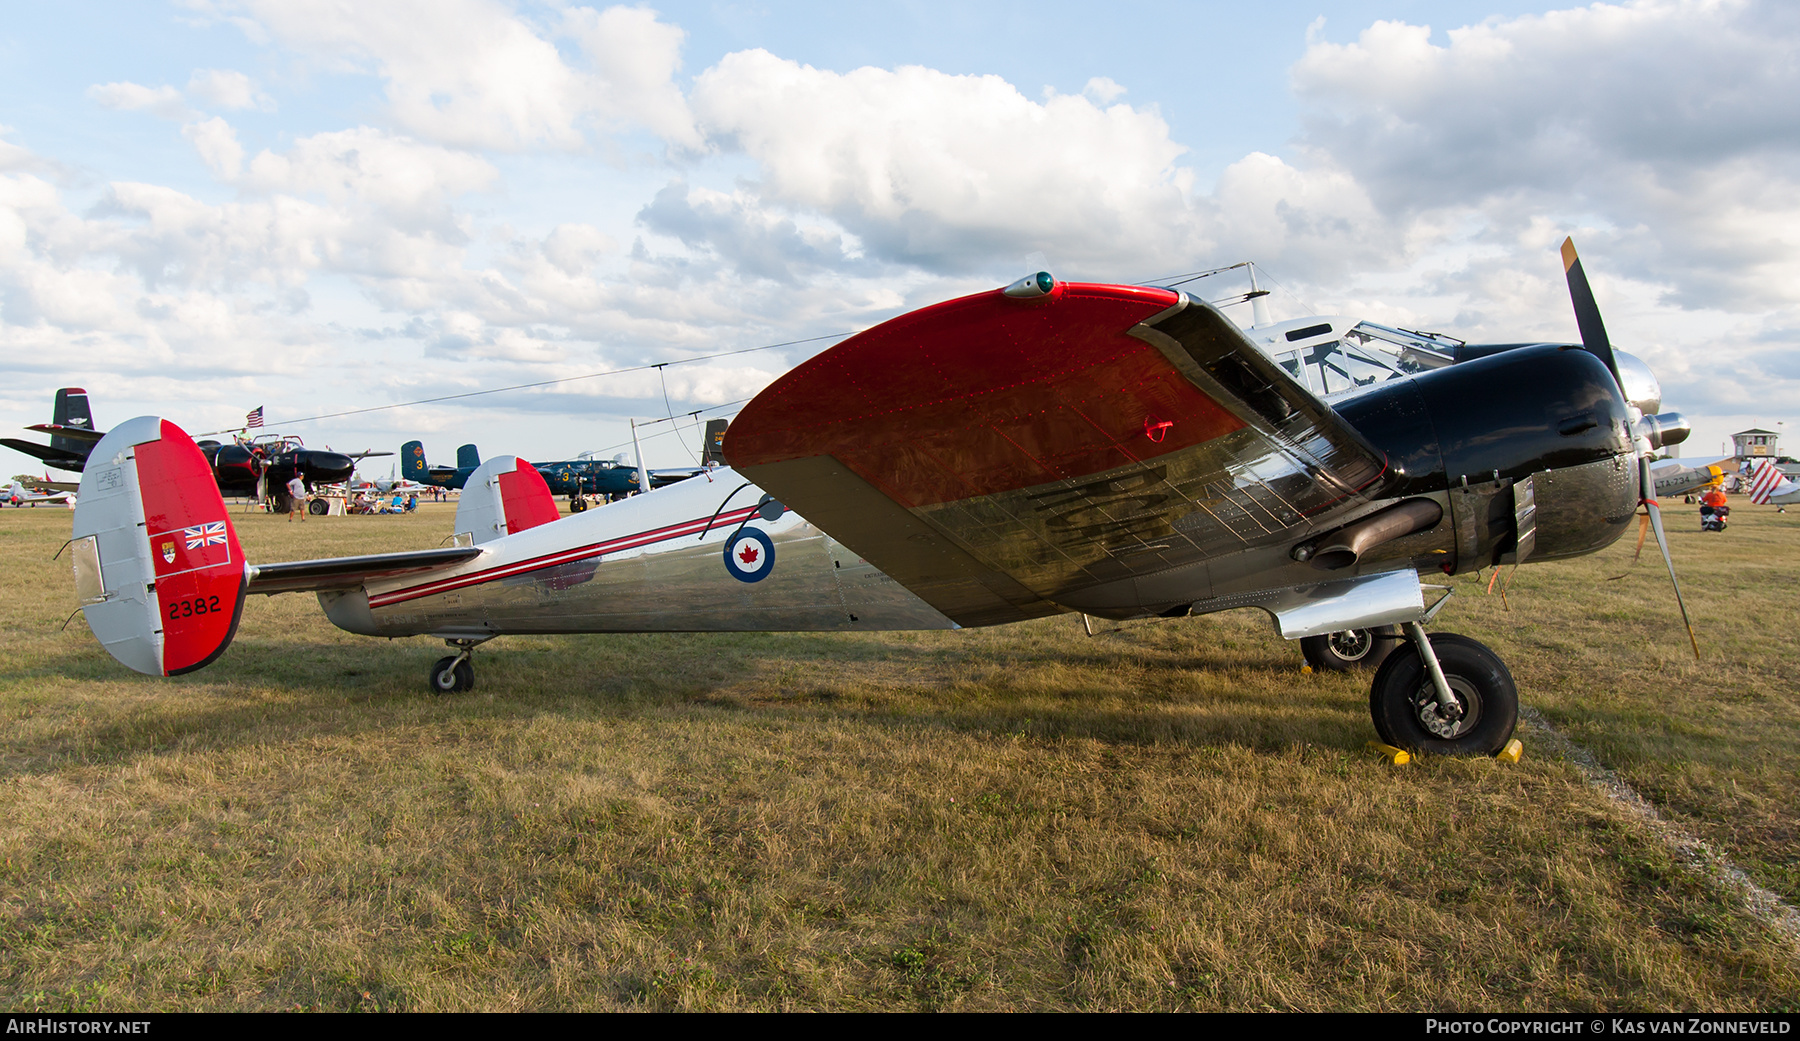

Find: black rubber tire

[1368,633,1518,756]
[1301,625,1402,672]
[307,498,329,516]
[569,496,587,513]
[429,655,474,694]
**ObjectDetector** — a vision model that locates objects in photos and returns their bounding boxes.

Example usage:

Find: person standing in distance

[287,473,309,522]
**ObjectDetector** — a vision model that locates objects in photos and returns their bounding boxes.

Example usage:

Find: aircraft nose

[315,452,356,477]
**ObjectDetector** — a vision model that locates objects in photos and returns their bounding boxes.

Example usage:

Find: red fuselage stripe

[368,505,762,609]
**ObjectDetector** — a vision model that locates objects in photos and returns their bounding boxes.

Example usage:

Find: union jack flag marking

[184,521,228,550]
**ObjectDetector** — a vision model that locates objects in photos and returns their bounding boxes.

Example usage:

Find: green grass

[1,499,1797,1010]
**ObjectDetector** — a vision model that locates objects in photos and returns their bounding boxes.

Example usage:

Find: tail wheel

[1368,633,1518,756]
[429,655,474,695]
[1301,625,1401,672]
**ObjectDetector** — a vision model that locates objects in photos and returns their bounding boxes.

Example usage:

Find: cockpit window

[1272,321,1457,399]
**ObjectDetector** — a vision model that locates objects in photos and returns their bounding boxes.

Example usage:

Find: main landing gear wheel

[1368,632,1517,756]
[1302,625,1401,672]
[429,655,474,694]
[307,498,329,516]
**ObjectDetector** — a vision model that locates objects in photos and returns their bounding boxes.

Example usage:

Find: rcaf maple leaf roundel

[722,527,775,583]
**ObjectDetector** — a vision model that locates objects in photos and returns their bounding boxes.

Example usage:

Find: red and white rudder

[70,417,248,675]
[453,456,560,545]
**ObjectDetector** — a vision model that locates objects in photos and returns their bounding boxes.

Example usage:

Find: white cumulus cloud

[690,51,1202,274]
[87,81,188,120]
[186,68,274,111]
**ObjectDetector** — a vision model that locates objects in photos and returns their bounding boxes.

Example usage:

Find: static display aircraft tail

[401,441,430,483]
[702,419,729,466]
[69,417,249,675]
[402,440,482,489]
[75,418,482,677]
[454,456,561,544]
[50,388,95,459]
[2,386,104,473]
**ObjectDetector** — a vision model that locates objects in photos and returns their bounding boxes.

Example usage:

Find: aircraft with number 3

[62,240,1694,757]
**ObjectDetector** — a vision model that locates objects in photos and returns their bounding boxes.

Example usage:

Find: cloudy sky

[2,0,1794,474]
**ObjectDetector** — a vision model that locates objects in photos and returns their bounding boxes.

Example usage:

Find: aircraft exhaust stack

[1295,499,1444,571]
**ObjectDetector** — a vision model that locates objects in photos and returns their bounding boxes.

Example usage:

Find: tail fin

[70,418,248,676]
[51,388,95,458]
[402,440,430,482]
[454,456,560,545]
[702,419,729,466]
[455,444,481,471]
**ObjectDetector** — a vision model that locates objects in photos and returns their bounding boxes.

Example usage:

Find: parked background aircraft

[193,434,384,511]
[63,242,1692,759]
[537,419,731,511]
[1,388,96,473]
[1650,461,1725,499]
[3,390,389,512]
[16,475,78,494]
[401,441,482,490]
[5,481,73,507]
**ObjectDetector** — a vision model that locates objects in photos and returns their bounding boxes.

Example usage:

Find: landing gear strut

[1368,626,1518,756]
[428,637,487,694]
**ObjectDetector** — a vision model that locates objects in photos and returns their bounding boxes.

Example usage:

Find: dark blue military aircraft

[401,441,483,490]
[533,419,730,511]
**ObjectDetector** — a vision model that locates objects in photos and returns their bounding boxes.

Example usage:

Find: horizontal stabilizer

[70,417,248,675]
[28,423,105,443]
[1,438,88,472]
[247,547,484,595]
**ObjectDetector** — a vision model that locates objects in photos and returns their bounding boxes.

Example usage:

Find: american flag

[246,406,264,429]
[183,521,228,549]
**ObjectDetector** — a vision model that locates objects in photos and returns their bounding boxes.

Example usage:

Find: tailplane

[70,417,248,675]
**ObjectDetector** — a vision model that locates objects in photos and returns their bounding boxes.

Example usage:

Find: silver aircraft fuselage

[319,467,960,640]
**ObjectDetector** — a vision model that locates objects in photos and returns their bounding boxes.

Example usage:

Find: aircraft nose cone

[312,452,356,479]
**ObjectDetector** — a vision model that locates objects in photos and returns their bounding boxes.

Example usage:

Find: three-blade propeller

[1562,237,1699,660]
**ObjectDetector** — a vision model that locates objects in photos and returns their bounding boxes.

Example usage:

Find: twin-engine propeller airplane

[63,241,1693,756]
[4,389,388,512]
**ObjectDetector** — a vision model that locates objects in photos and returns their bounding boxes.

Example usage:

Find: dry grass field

[1,497,1797,1011]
